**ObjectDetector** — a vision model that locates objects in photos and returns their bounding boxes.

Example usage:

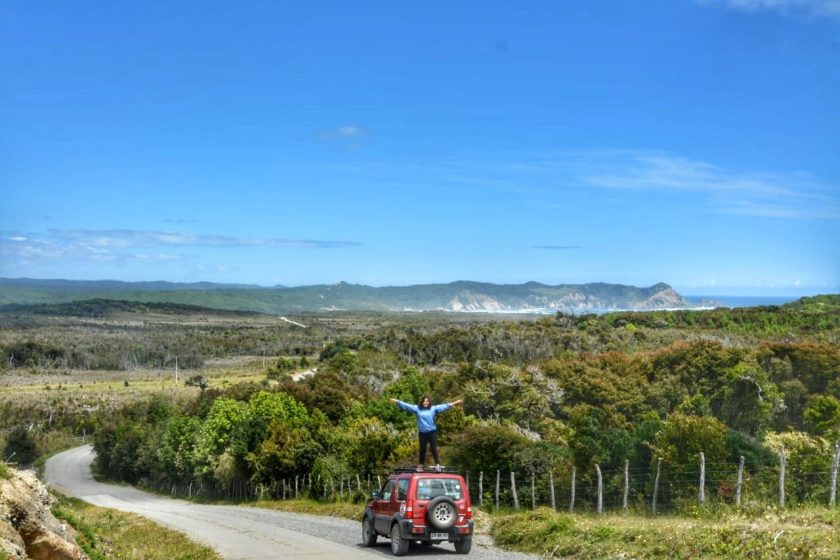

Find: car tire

[427,497,457,530]
[454,538,472,554]
[362,516,377,547]
[391,523,409,556]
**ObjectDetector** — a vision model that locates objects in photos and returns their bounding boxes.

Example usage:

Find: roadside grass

[52,495,222,560]
[251,498,364,520]
[490,506,840,559]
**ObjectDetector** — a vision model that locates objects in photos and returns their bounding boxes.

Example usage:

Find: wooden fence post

[736,455,745,507]
[495,470,500,510]
[550,471,556,511]
[623,459,629,513]
[830,441,839,508]
[652,458,662,515]
[295,475,299,499]
[531,472,536,510]
[699,452,706,505]
[595,464,603,514]
[569,467,576,513]
[779,446,786,508]
[511,472,519,509]
[479,471,484,507]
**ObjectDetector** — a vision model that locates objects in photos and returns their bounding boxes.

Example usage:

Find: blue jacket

[396,400,452,433]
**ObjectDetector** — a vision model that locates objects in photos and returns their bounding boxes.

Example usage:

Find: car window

[415,477,463,500]
[381,479,394,501]
[397,478,409,500]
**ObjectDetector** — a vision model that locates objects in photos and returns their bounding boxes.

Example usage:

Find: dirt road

[45,446,537,560]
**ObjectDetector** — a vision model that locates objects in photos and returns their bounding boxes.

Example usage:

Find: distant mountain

[0,277,692,314]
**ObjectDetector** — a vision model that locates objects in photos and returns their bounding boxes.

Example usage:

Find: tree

[654,412,727,468]
[158,415,202,482]
[246,421,321,484]
[194,397,248,478]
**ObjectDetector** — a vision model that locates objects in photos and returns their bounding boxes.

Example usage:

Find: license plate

[431,532,448,540]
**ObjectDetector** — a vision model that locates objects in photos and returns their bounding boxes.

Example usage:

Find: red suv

[362,467,474,556]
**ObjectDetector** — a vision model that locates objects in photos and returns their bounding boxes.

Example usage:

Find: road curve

[45,445,383,560]
[45,446,539,560]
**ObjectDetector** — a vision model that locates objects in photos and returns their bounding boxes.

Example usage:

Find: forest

[1,294,839,513]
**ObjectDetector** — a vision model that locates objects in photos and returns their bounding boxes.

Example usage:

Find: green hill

[0,278,689,314]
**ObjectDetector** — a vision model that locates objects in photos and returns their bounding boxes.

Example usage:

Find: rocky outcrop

[447,291,506,311]
[0,467,87,560]
[441,283,692,313]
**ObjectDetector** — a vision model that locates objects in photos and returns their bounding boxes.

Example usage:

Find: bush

[3,425,38,465]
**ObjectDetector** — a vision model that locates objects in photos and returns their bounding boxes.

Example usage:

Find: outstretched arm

[390,398,418,413]
[433,399,463,413]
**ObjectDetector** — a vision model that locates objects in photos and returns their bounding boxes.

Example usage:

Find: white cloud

[0,229,362,268]
[51,229,362,249]
[705,0,840,19]
[573,150,839,220]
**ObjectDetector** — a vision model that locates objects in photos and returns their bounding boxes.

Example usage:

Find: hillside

[0,278,690,314]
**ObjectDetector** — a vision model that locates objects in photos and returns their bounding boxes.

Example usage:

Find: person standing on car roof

[389,395,463,467]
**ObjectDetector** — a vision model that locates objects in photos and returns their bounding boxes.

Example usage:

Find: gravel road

[45,446,539,560]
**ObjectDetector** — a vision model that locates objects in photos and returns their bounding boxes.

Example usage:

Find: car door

[373,479,395,534]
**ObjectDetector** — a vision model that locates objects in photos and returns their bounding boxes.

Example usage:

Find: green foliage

[804,395,840,439]
[448,421,566,475]
[655,413,727,467]
[158,415,202,482]
[764,431,834,502]
[567,404,633,471]
[3,424,38,465]
[247,421,321,483]
[383,367,429,403]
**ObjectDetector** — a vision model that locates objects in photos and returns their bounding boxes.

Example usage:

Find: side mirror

[370,491,380,499]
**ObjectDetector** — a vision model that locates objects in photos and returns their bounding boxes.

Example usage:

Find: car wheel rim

[432,503,454,524]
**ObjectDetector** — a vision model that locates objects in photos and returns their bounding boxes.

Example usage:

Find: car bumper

[398,518,474,542]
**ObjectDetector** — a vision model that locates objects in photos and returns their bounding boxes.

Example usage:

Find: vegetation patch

[491,507,840,559]
[251,498,362,520]
[52,495,221,560]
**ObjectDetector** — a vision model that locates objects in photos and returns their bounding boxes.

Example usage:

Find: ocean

[683,295,801,308]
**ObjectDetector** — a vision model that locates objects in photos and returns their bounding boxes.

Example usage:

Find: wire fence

[141,442,840,514]
[461,443,840,514]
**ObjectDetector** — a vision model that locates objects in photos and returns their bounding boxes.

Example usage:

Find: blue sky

[1,0,838,295]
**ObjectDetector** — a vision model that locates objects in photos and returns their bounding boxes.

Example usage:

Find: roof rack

[392,465,460,474]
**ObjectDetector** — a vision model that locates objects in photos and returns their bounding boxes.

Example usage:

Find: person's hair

[418,395,432,409]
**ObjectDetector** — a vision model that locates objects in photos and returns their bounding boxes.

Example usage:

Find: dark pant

[418,430,440,465]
